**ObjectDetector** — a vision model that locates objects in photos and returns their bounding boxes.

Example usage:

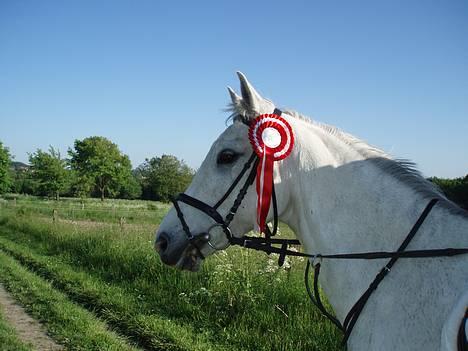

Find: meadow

[0,195,342,350]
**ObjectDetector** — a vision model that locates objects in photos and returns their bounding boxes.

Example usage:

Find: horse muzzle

[155,230,211,271]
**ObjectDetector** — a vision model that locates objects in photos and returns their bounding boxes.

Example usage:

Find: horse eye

[217,150,238,165]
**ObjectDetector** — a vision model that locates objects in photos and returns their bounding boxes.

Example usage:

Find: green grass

[0,306,33,351]
[0,250,141,351]
[0,197,343,351]
[1,194,170,224]
[0,236,229,351]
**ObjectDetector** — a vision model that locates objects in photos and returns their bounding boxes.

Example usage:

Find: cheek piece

[171,108,286,257]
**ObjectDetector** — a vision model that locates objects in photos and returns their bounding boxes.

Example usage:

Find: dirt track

[0,283,63,350]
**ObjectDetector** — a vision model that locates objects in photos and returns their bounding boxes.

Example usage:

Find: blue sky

[0,0,467,178]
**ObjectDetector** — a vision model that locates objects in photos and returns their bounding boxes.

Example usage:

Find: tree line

[1,138,467,208]
[0,137,194,202]
[429,176,468,210]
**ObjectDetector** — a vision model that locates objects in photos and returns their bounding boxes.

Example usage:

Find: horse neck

[279,117,464,321]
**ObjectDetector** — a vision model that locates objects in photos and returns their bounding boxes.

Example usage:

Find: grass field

[0,195,342,350]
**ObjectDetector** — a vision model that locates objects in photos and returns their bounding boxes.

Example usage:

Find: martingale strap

[458,308,468,351]
[235,198,465,344]
[340,198,439,344]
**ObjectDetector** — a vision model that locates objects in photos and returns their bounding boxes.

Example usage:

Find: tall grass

[0,236,225,351]
[0,250,141,350]
[1,195,170,224]
[0,198,343,351]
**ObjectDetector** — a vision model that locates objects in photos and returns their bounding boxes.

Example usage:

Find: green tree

[29,147,69,200]
[11,168,39,195]
[136,154,194,202]
[430,175,468,210]
[66,169,93,199]
[69,136,133,201]
[0,141,12,194]
[119,173,142,199]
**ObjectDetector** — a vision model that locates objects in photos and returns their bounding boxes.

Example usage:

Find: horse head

[155,72,293,271]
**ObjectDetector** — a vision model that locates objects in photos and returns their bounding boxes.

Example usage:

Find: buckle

[311,254,322,267]
[205,224,231,250]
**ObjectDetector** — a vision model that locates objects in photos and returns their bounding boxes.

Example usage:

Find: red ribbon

[256,146,275,233]
[248,113,294,234]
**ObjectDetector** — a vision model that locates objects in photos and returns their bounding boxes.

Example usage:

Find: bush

[429,175,468,210]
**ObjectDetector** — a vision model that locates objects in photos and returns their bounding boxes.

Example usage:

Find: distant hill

[11,161,30,171]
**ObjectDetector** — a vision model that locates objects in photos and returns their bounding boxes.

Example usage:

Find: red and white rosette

[248,113,294,233]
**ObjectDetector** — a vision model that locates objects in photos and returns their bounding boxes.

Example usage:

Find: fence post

[53,209,58,223]
[13,197,16,207]
[119,217,125,231]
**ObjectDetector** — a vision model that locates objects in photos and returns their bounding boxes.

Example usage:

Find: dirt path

[0,283,64,351]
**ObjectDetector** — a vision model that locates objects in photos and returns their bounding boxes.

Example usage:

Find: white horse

[155,72,468,350]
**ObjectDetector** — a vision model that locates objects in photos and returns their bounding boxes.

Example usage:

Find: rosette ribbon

[248,112,294,233]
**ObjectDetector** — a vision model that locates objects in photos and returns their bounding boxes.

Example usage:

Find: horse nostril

[155,232,170,254]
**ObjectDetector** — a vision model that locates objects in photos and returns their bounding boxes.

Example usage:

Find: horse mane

[227,103,468,218]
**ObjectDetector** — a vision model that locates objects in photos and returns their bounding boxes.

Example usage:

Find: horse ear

[227,86,242,107]
[237,71,263,111]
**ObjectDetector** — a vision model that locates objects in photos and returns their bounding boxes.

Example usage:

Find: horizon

[1,1,467,178]
[6,125,468,180]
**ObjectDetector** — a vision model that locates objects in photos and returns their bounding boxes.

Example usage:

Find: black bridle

[171,108,468,346]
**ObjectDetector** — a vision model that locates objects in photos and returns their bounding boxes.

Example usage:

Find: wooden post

[13,197,16,207]
[119,217,125,231]
[53,209,58,223]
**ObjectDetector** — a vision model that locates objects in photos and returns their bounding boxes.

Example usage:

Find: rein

[171,109,468,346]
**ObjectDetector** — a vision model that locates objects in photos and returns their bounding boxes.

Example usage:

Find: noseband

[170,108,468,347]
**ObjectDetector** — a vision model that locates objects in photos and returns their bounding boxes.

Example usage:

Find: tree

[10,167,39,195]
[66,169,93,199]
[119,173,142,199]
[69,136,133,201]
[29,147,69,200]
[136,154,194,202]
[430,175,468,210]
[0,141,12,194]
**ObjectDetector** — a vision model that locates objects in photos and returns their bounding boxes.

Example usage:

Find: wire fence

[0,197,170,227]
